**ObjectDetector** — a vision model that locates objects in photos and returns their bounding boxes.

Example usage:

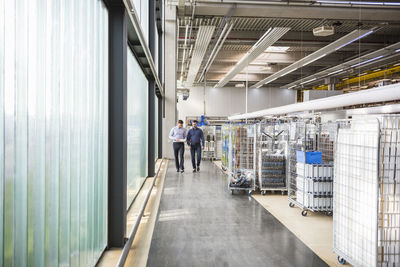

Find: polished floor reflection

[147,159,327,267]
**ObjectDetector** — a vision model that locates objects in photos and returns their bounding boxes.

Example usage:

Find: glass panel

[0,0,108,265]
[15,0,29,266]
[141,0,149,43]
[155,96,159,161]
[127,49,149,208]
[131,0,149,44]
[0,0,5,264]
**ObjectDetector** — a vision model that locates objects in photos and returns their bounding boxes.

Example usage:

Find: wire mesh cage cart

[228,124,257,195]
[215,126,222,160]
[221,124,230,171]
[333,115,400,266]
[287,120,337,216]
[201,126,217,160]
[257,120,289,195]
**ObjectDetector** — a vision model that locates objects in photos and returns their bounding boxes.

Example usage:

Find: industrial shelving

[287,119,338,216]
[228,124,257,195]
[333,115,400,266]
[256,120,289,195]
[201,126,217,160]
[215,126,222,160]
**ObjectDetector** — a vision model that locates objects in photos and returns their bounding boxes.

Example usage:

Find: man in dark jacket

[186,120,205,172]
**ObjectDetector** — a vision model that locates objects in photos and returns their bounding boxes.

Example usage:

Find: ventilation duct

[229,83,400,120]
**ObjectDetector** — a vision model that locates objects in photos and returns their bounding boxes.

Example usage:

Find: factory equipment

[216,126,222,160]
[201,126,217,160]
[228,124,257,195]
[333,115,400,266]
[287,119,338,216]
[256,120,289,195]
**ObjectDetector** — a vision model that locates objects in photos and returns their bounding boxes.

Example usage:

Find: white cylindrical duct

[228,83,400,120]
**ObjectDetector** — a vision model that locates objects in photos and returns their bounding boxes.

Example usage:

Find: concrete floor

[147,159,327,267]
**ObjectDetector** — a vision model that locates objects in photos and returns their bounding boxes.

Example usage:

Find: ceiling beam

[190,2,400,21]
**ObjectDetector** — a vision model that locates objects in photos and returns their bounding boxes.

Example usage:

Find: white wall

[177,86,296,119]
[303,90,343,102]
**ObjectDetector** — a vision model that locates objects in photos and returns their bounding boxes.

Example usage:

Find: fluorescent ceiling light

[303,54,326,66]
[282,42,400,90]
[186,26,216,86]
[351,55,384,67]
[300,78,317,85]
[396,49,400,52]
[327,69,344,75]
[251,29,373,89]
[197,22,234,83]
[214,27,290,88]
[335,31,373,51]
[265,46,290,52]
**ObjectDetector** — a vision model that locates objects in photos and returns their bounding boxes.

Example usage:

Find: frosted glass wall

[0,0,108,266]
[131,0,149,43]
[127,49,149,207]
[155,97,159,161]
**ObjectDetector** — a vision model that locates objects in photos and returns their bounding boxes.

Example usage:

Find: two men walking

[169,120,204,173]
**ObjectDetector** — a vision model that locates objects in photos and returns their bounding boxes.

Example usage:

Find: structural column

[148,81,156,176]
[147,0,157,176]
[157,0,163,159]
[158,96,163,158]
[162,4,177,159]
[107,2,127,248]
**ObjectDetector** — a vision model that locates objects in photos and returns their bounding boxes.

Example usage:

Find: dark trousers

[173,142,185,171]
[190,143,202,169]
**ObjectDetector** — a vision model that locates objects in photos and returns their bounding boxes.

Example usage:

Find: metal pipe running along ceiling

[228,83,400,120]
[215,27,291,88]
[251,29,374,89]
[186,25,216,86]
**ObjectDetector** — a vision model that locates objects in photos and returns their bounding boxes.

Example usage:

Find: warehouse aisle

[146,160,327,267]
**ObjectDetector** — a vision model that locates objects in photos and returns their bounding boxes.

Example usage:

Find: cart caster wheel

[337,256,346,265]
[326,211,333,216]
[261,191,265,195]
[247,190,251,196]
[301,210,308,217]
[289,202,295,208]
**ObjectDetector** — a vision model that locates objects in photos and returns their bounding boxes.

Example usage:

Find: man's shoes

[193,168,196,173]
[177,169,180,173]
[197,166,200,172]
[180,169,184,173]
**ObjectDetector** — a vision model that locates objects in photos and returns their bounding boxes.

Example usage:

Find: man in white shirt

[169,120,187,173]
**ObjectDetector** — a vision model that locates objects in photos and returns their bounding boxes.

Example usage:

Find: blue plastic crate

[296,150,322,164]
